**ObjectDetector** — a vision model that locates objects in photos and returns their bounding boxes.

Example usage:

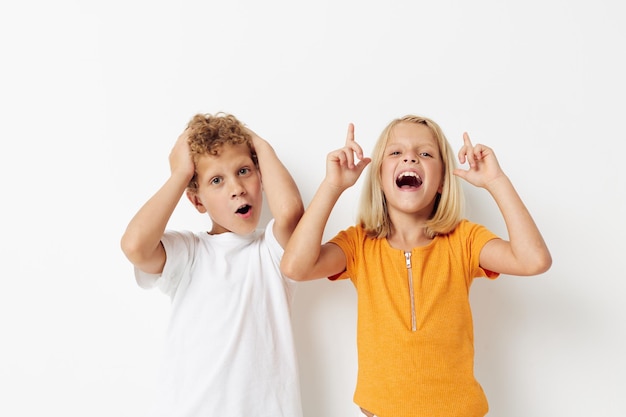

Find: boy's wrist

[251,135,272,152]
[169,169,194,186]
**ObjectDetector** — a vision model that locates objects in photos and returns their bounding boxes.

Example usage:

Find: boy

[121,113,304,417]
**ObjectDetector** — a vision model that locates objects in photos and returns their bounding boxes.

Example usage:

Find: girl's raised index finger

[457,132,474,165]
[345,123,355,144]
[462,131,473,146]
[345,123,364,159]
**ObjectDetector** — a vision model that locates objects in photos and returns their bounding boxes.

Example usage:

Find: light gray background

[1,0,624,416]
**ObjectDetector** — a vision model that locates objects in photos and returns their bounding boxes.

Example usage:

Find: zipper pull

[404,251,412,269]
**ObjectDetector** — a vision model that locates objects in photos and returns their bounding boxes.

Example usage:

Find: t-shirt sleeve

[462,220,501,280]
[327,226,358,281]
[133,230,196,297]
[265,219,299,291]
[264,219,282,263]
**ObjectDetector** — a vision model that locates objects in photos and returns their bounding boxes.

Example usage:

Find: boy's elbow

[276,201,304,232]
[120,235,142,265]
[286,199,305,224]
[120,234,136,260]
[120,234,153,267]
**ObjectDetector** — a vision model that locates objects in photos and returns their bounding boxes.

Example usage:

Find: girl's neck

[386,216,433,251]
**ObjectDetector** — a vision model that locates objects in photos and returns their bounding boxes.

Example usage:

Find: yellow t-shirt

[330,219,499,417]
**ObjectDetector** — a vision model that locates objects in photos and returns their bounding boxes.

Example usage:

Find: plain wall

[1,0,625,416]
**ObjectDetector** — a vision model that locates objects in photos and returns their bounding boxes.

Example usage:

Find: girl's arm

[281,124,371,281]
[120,129,195,274]
[246,128,304,248]
[454,133,552,276]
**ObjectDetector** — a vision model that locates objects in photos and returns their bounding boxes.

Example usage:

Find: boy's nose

[231,182,246,198]
[231,189,245,198]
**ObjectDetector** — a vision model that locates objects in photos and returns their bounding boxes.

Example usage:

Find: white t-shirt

[135,220,303,417]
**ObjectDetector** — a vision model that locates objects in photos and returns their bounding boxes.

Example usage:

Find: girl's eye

[390,151,401,156]
[239,167,251,175]
[420,152,432,158]
[210,177,222,185]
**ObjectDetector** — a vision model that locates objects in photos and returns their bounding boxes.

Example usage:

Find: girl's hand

[453,132,505,189]
[324,123,371,191]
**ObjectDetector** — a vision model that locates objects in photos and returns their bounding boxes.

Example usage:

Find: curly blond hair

[185,112,256,191]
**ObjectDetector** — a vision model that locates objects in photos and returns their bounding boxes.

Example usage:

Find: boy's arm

[120,130,195,274]
[247,128,304,248]
[454,133,552,276]
[281,124,371,281]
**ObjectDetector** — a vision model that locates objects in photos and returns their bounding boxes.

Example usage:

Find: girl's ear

[186,189,207,213]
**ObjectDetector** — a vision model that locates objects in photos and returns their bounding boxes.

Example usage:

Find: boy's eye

[239,167,251,175]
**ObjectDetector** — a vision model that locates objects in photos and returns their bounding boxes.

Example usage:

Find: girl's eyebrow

[384,142,401,149]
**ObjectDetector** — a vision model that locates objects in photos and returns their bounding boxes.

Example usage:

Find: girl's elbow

[526,251,552,275]
[281,251,323,281]
[280,258,306,281]
[537,251,553,274]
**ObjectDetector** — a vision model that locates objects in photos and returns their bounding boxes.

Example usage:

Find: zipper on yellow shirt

[404,251,417,332]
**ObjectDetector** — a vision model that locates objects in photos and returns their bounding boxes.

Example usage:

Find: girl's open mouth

[396,172,423,188]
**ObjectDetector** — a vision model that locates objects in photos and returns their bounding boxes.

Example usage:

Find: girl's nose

[404,156,418,164]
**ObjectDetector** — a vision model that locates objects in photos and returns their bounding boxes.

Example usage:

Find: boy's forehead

[205,141,250,156]
[196,143,254,169]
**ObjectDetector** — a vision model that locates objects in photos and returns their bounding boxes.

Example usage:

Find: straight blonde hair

[357,115,464,239]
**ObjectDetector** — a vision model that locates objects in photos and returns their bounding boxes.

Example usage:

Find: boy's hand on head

[324,123,371,191]
[453,132,505,188]
[243,125,258,140]
[243,126,265,147]
[169,128,196,182]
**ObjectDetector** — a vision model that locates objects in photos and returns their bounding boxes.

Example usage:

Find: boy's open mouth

[236,204,252,214]
[396,172,423,188]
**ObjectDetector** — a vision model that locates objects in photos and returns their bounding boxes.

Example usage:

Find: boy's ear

[186,189,207,213]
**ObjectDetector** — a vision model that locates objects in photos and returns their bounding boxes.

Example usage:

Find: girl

[281,115,551,417]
